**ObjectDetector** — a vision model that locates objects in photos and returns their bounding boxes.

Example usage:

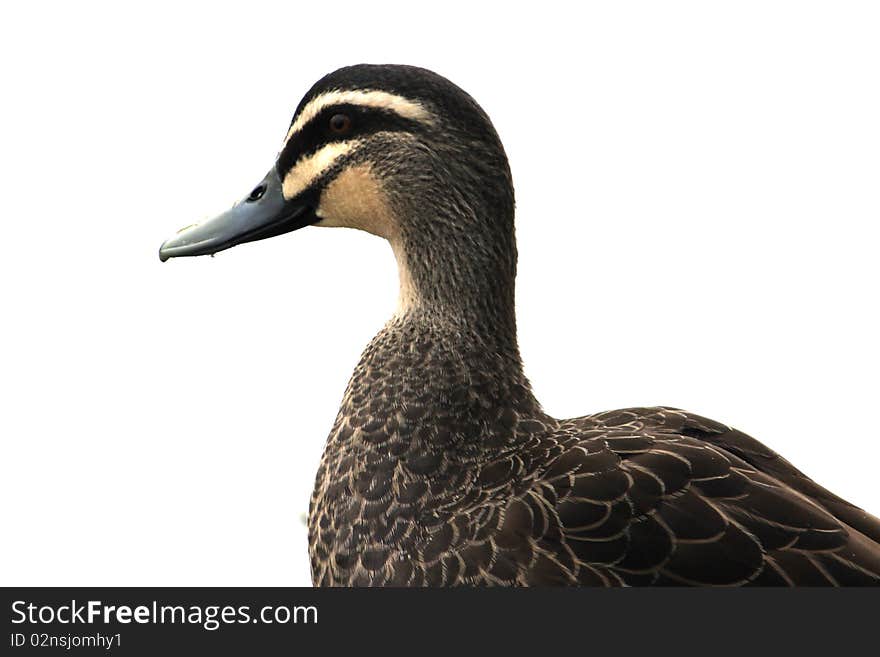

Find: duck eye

[328,113,352,134]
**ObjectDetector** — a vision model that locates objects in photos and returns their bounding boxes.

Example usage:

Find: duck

[159,64,880,586]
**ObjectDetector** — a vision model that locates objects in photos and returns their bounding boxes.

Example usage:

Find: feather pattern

[308,316,880,587]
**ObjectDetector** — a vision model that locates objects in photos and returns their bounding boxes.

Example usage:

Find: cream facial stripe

[282,140,360,200]
[283,89,433,148]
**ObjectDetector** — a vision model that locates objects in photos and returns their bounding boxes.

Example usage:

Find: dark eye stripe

[277,104,423,176]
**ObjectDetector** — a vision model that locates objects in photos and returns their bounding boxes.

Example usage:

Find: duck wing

[510,407,880,586]
[664,408,880,546]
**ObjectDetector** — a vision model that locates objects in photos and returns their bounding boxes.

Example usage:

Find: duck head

[160,64,516,320]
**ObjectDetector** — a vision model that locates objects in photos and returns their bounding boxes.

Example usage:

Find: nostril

[247,183,267,202]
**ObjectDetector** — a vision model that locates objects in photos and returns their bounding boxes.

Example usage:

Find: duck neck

[332,286,543,464]
[389,202,519,352]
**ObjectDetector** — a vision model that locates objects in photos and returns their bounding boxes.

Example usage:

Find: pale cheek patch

[316,164,417,314]
[315,164,396,239]
[281,140,359,200]
[283,89,433,148]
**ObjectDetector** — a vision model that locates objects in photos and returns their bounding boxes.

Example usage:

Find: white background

[1,2,878,586]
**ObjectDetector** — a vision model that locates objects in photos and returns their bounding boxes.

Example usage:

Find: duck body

[160,64,880,585]
[309,310,880,586]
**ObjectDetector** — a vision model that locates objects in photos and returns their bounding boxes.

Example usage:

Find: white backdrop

[1,1,878,586]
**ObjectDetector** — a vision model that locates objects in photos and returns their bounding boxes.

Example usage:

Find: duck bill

[158,168,316,262]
